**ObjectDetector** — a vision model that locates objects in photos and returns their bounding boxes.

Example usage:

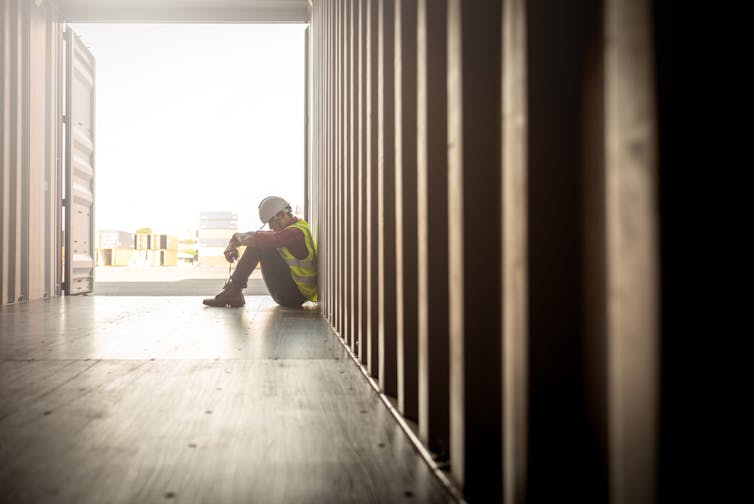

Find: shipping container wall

[1,0,63,305]
[309,0,662,502]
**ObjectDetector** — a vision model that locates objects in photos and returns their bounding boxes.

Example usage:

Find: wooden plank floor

[0,297,453,503]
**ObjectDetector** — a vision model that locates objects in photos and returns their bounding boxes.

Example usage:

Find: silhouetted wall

[310,0,663,502]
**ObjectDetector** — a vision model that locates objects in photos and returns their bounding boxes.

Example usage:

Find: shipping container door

[63,27,96,295]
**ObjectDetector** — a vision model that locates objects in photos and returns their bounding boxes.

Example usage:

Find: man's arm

[231,232,257,247]
[224,232,256,262]
[224,228,307,262]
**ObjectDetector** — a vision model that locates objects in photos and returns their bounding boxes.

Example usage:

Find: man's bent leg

[258,249,307,308]
[203,247,261,307]
[229,246,262,289]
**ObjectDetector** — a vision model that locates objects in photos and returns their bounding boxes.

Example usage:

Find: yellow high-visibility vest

[279,220,318,302]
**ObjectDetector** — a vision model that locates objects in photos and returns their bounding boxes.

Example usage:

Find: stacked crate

[149,234,179,266]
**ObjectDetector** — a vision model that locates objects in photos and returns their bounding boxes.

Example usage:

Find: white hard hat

[258,196,290,224]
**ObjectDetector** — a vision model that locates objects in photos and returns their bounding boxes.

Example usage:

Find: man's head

[258,196,295,231]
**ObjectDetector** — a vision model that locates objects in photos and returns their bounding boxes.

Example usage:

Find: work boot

[202,282,245,308]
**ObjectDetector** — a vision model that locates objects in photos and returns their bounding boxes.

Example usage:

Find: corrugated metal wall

[309,0,662,501]
[1,0,62,305]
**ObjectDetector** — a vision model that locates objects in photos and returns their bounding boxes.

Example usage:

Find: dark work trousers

[229,246,307,308]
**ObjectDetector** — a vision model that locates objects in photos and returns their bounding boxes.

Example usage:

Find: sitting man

[203,196,317,308]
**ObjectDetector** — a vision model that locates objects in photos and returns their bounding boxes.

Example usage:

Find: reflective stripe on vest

[278,219,318,302]
[282,257,315,270]
[291,273,317,285]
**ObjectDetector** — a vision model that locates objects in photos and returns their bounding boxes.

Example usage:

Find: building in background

[132,233,179,267]
[150,234,179,266]
[96,230,134,266]
[198,211,238,266]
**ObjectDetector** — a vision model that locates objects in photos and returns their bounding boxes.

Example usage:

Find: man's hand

[224,245,239,263]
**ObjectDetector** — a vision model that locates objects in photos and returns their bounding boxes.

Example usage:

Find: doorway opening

[62,23,308,296]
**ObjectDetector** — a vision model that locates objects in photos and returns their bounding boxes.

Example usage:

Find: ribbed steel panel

[63,27,95,295]
[1,0,62,305]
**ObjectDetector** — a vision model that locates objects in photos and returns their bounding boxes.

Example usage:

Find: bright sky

[69,23,307,238]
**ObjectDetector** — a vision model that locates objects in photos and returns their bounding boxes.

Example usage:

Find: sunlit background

[70,23,307,238]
